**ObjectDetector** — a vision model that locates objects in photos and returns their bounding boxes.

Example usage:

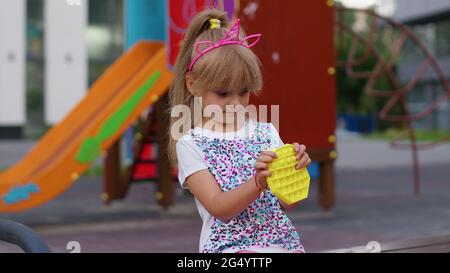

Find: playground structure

[240,0,337,210]
[0,0,337,212]
[0,42,172,212]
[335,6,450,195]
[104,0,338,211]
[1,0,448,214]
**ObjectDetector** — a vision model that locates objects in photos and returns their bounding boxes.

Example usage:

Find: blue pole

[123,0,167,163]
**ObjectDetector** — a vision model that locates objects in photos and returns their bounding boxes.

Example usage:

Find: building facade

[0,0,125,139]
[394,0,450,131]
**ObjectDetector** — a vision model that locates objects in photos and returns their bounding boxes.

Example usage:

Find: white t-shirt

[176,119,287,253]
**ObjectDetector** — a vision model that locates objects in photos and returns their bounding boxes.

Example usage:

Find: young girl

[168,9,311,253]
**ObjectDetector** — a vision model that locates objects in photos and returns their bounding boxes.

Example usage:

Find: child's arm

[186,171,261,222]
[185,150,277,222]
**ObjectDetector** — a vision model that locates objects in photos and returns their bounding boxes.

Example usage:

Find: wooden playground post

[103,139,127,204]
[103,93,174,208]
[314,151,336,211]
[240,1,337,211]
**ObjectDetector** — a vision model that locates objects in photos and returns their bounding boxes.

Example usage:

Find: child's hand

[293,143,311,170]
[254,151,278,190]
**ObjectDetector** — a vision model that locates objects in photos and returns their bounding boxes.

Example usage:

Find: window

[87,0,124,85]
[26,0,45,138]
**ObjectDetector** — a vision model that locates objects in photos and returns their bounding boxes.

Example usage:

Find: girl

[168,9,311,253]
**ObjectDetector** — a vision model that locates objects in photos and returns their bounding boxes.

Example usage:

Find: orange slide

[0,41,173,212]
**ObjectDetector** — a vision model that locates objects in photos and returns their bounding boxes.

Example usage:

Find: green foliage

[335,9,406,130]
[26,89,43,112]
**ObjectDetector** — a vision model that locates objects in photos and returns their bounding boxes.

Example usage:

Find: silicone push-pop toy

[267,144,310,205]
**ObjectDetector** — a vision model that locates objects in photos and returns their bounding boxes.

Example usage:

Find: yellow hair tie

[209,19,221,30]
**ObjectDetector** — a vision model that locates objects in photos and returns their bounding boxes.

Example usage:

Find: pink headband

[188,19,261,72]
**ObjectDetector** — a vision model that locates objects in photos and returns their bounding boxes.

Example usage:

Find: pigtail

[168,9,229,166]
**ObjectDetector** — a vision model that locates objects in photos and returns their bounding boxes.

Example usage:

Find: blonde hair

[168,9,263,166]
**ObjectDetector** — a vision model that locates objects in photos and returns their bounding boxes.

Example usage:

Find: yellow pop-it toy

[266,144,310,205]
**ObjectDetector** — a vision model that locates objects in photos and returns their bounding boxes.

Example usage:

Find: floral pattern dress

[190,122,304,253]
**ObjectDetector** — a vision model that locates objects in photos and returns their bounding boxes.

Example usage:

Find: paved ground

[1,136,450,253]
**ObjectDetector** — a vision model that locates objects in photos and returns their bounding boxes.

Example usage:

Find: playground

[1,135,450,252]
[1,0,450,253]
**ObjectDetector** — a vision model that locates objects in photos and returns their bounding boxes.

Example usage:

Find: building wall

[0,0,126,139]
[44,0,87,125]
[394,0,450,22]
[0,0,25,138]
[394,0,450,131]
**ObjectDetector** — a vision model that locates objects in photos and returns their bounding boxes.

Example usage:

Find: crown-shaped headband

[188,19,261,72]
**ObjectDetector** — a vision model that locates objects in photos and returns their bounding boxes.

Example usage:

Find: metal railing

[0,219,51,253]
